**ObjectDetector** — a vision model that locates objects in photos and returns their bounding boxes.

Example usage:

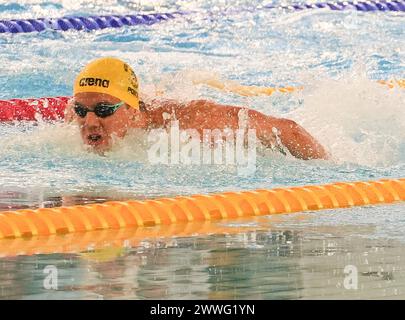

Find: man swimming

[66,57,328,160]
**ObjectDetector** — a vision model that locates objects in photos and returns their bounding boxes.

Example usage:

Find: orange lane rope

[192,78,405,97]
[0,178,403,240]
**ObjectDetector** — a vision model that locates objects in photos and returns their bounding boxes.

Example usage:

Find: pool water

[0,0,404,299]
[2,204,405,299]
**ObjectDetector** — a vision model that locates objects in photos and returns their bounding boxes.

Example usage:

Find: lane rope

[264,0,405,12]
[0,96,68,121]
[0,1,404,34]
[0,11,188,34]
[192,78,405,97]
[0,178,403,240]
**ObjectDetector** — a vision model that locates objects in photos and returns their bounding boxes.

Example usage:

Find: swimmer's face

[72,92,136,153]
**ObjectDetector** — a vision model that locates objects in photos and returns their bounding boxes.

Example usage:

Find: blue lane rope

[264,0,405,11]
[0,1,404,34]
[0,11,189,34]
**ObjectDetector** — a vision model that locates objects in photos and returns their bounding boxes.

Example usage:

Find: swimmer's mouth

[87,134,103,143]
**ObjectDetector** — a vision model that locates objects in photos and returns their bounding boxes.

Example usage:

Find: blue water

[0,0,404,299]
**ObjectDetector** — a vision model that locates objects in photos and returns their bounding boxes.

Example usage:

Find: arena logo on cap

[79,77,110,88]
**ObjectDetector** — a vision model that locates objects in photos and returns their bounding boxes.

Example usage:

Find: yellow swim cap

[73,57,139,109]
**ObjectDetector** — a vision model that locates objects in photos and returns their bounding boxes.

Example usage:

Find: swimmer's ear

[125,101,146,112]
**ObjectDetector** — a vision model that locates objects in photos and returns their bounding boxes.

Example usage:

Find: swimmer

[66,57,328,160]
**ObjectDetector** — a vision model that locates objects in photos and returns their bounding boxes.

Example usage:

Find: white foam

[288,75,405,167]
[0,122,86,157]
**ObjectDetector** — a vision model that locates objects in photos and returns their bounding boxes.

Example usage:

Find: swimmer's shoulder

[145,98,247,118]
[185,99,243,114]
[143,98,185,111]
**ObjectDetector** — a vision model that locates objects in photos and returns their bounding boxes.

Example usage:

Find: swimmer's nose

[83,111,101,127]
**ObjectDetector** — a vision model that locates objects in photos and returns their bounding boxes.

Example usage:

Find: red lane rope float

[0,178,403,240]
[0,96,69,121]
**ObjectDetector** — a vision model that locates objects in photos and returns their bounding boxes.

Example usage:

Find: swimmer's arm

[258,117,329,160]
[188,101,329,160]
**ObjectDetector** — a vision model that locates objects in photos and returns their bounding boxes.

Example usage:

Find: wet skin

[66,92,328,159]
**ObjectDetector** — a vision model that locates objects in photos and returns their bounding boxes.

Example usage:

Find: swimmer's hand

[253,114,329,160]
[268,119,330,160]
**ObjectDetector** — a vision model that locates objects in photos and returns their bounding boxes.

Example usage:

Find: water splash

[288,74,405,167]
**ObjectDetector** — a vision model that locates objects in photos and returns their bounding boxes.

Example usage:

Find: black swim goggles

[73,101,125,118]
